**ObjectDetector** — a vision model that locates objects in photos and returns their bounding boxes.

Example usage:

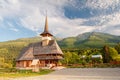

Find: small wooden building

[16,16,63,69]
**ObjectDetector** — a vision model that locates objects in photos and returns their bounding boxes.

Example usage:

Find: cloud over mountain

[0,0,120,41]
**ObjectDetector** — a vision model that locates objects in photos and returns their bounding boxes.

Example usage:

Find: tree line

[0,41,120,68]
[61,43,120,66]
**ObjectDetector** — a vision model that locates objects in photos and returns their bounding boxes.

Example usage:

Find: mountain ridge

[58,32,120,48]
[1,32,120,48]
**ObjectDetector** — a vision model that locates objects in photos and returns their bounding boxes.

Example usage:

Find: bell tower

[40,15,53,46]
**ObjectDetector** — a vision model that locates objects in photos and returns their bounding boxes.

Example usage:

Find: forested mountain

[1,32,120,50]
[0,32,120,68]
[58,32,120,48]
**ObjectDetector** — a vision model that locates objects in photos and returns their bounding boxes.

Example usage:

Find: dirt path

[2,68,120,80]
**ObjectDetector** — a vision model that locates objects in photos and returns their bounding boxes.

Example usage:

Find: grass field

[0,68,53,78]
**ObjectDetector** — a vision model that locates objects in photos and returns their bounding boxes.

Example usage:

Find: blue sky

[0,0,120,42]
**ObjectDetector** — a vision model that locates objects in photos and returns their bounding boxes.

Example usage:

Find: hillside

[0,32,120,67]
[58,32,120,48]
[0,32,120,49]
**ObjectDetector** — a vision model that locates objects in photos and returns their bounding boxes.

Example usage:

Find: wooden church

[16,16,63,69]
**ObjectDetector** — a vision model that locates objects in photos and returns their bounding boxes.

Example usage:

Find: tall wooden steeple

[40,15,53,46]
[16,13,64,69]
[40,15,53,37]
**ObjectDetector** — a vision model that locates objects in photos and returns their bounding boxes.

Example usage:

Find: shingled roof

[33,40,63,55]
[16,44,35,61]
[16,40,63,61]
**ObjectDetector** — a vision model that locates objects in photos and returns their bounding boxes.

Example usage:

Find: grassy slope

[1,32,120,49]
[0,32,120,66]
[58,32,120,48]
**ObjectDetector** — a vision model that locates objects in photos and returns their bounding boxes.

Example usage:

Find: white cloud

[0,16,3,22]
[111,29,120,36]
[86,0,120,9]
[6,22,19,32]
[86,11,120,33]
[0,0,21,17]
[20,8,42,31]
[10,28,19,32]
[0,0,120,38]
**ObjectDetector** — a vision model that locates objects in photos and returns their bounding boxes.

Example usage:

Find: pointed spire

[44,14,49,33]
[40,11,53,36]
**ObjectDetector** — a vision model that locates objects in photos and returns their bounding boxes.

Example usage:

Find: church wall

[16,60,32,68]
[16,59,61,69]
